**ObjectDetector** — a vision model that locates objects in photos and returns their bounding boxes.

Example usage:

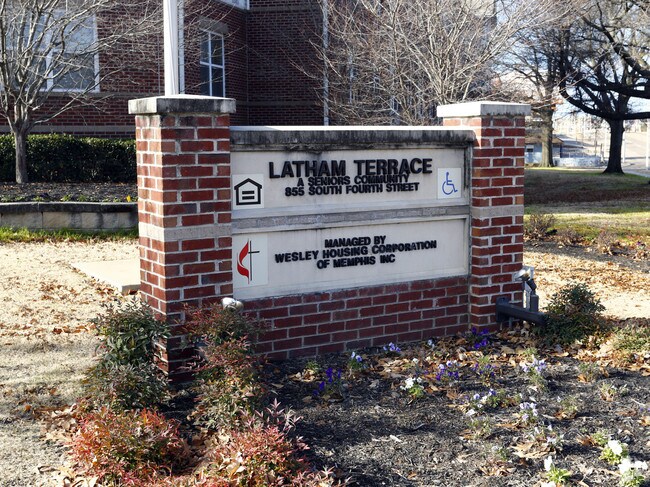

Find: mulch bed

[266,327,650,486]
[9,182,647,485]
[0,182,137,202]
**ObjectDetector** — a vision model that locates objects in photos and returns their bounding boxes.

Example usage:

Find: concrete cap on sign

[230,125,475,150]
[437,101,531,118]
[128,95,236,116]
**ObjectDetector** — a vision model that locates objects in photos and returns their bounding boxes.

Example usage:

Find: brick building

[0,0,325,137]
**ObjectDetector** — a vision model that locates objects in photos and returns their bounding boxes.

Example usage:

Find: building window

[3,11,98,93]
[50,16,98,92]
[217,0,249,9]
[200,30,225,97]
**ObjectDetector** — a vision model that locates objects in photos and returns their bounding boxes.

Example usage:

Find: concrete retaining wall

[554,156,604,167]
[0,202,138,231]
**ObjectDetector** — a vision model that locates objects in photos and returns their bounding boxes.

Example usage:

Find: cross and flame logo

[232,235,268,289]
[236,239,260,283]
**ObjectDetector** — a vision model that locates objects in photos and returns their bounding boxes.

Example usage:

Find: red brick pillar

[128,96,236,381]
[438,102,530,328]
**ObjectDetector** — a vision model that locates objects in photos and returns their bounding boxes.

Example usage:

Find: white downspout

[178,0,185,93]
[322,0,329,125]
[163,0,179,95]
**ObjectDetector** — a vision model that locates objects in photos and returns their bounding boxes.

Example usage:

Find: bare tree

[318,0,555,125]
[556,0,650,173]
[580,0,650,99]
[498,1,572,167]
[0,0,161,183]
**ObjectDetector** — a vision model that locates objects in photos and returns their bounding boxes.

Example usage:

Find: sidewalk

[623,157,650,178]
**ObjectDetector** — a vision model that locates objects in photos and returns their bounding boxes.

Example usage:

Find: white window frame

[200,30,225,97]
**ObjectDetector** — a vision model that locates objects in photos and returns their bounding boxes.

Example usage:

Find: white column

[163,0,179,95]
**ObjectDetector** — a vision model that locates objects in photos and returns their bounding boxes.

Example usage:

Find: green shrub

[184,305,267,429]
[83,300,169,413]
[536,283,606,344]
[93,299,168,366]
[199,401,343,486]
[83,362,169,413]
[71,407,186,486]
[184,304,266,345]
[611,324,650,360]
[0,136,14,181]
[0,134,135,182]
[192,337,265,430]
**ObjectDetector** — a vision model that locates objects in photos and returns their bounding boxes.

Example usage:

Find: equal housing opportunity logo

[232,174,264,209]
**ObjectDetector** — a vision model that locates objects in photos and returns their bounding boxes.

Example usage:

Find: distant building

[524,132,563,164]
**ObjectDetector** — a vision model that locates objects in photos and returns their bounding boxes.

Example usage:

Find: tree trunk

[539,108,554,168]
[604,119,624,174]
[14,129,29,184]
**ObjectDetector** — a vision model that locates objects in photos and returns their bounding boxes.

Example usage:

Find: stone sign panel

[231,147,467,215]
[232,218,468,299]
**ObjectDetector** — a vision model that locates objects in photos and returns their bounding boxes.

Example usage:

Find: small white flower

[427,339,434,347]
[412,358,419,364]
[404,377,415,389]
[634,460,648,471]
[607,439,624,456]
[620,457,633,474]
[466,408,477,417]
[544,455,554,472]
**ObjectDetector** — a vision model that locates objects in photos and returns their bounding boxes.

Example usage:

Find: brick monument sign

[129,96,530,382]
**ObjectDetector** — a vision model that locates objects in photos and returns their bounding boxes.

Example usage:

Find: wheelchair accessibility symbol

[442,171,458,196]
[438,168,462,199]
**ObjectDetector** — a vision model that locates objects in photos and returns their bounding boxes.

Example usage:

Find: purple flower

[314,381,326,396]
[383,342,401,353]
[326,367,334,382]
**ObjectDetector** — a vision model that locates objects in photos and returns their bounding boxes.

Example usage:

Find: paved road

[622,131,650,177]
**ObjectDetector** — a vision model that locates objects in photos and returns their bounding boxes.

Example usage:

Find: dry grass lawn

[0,240,136,486]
